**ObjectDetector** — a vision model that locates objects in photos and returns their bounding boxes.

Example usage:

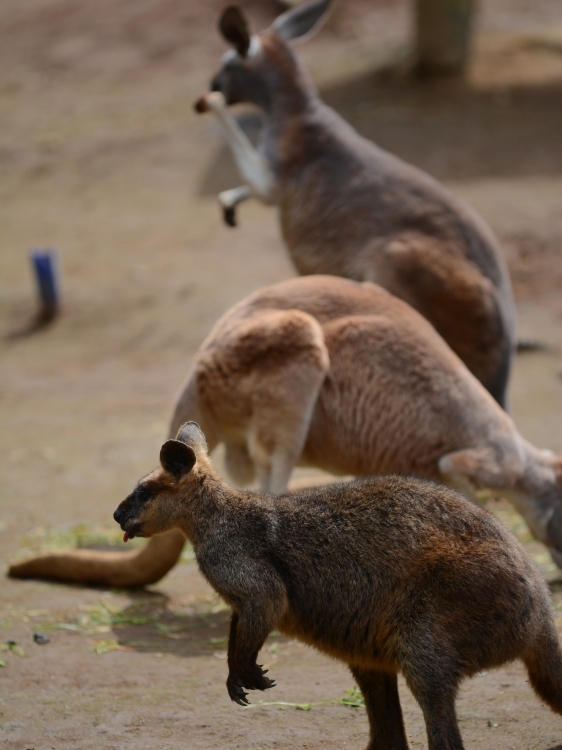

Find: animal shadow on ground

[198,69,562,197]
[109,590,290,658]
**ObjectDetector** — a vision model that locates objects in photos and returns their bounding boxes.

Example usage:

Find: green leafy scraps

[92,639,134,655]
[248,687,365,711]
[338,687,366,707]
[1,642,25,657]
[74,602,157,635]
[208,635,229,645]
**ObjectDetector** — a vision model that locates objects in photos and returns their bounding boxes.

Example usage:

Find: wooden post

[416,0,475,75]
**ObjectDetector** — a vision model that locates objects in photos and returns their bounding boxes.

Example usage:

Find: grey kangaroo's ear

[219,6,251,57]
[176,421,208,453]
[160,440,197,479]
[273,0,332,43]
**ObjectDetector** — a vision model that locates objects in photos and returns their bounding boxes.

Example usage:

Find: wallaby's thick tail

[7,530,186,587]
[524,622,562,715]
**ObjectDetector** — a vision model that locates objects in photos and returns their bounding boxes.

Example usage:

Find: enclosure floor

[1,0,562,747]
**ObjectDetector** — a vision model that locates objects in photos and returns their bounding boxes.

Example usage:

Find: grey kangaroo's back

[199,0,516,407]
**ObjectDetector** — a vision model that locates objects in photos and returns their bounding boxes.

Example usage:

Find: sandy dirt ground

[1,0,562,748]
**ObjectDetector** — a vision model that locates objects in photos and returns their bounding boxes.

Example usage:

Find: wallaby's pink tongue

[123,531,130,543]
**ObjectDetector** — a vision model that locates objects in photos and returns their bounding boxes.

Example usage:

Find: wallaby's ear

[219,6,251,57]
[273,0,332,43]
[160,440,197,479]
[175,421,209,454]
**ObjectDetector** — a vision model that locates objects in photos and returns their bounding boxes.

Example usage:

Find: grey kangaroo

[195,0,516,407]
[114,421,562,750]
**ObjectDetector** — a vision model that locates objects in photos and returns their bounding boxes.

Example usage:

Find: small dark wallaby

[114,422,562,750]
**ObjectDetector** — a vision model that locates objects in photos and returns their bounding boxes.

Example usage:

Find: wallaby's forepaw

[227,664,276,705]
[244,662,277,691]
[223,205,237,227]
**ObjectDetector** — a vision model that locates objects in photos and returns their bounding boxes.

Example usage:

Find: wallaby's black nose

[113,507,125,525]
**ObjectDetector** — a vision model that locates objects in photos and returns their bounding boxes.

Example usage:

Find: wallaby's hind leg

[350,667,409,750]
[403,664,464,750]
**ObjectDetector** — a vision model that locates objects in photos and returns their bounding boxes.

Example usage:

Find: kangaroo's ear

[160,440,197,479]
[175,421,209,454]
[219,6,251,57]
[273,0,332,43]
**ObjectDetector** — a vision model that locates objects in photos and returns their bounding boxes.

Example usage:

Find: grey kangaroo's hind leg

[350,667,409,750]
[225,442,255,487]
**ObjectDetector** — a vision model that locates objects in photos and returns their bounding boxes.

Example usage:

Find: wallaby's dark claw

[227,674,251,705]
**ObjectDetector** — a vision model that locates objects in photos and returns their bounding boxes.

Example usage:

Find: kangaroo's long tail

[7,368,208,588]
[7,529,186,587]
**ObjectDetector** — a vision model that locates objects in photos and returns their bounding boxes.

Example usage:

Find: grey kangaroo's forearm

[218,185,251,210]
[205,93,274,199]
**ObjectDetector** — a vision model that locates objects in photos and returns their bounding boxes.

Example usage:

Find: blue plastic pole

[30,249,59,318]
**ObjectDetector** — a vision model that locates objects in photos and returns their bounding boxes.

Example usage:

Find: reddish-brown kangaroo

[195,0,516,407]
[9,276,562,587]
[113,421,562,750]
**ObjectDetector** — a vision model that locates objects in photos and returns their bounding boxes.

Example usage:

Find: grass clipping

[248,687,365,711]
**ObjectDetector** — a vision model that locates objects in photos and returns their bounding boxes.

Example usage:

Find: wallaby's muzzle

[113,501,143,542]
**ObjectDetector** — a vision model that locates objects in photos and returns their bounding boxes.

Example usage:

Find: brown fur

[114,422,562,750]
[10,276,561,589]
[202,4,516,407]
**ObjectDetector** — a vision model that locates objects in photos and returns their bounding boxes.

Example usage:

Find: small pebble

[33,633,50,645]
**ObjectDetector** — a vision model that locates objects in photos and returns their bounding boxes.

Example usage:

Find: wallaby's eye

[136,485,152,502]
